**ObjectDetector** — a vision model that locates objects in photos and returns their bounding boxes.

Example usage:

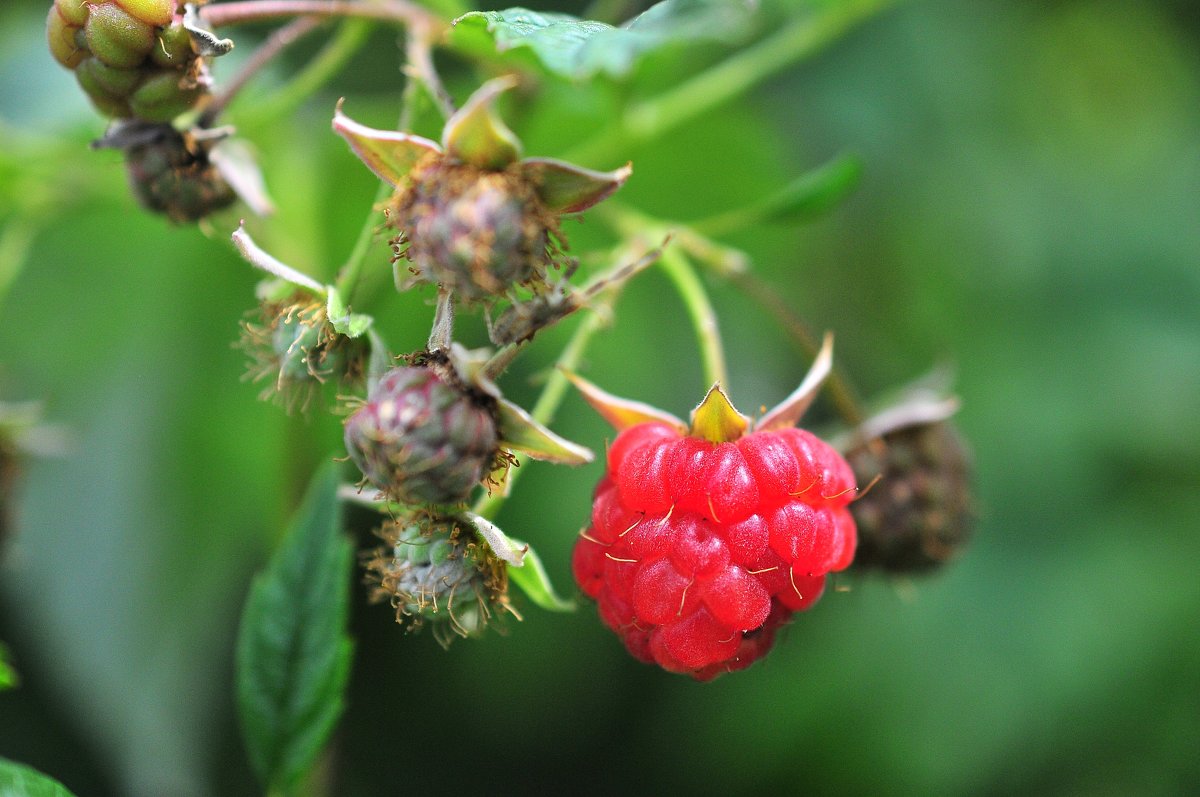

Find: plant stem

[236,18,373,131]
[200,16,324,126]
[658,247,728,390]
[201,0,443,34]
[566,0,894,165]
[333,30,454,304]
[472,307,609,521]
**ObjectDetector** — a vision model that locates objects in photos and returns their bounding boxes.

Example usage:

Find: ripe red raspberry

[569,345,857,680]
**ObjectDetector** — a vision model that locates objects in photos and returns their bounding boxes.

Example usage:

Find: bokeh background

[2,0,1198,794]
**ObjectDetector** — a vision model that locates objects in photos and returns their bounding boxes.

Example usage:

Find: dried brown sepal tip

[847,419,974,573]
[365,513,512,647]
[240,298,367,413]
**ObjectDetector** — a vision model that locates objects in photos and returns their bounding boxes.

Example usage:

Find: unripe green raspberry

[85,4,157,69]
[47,1,217,122]
[344,357,499,505]
[46,6,86,68]
[366,515,509,645]
[128,70,204,122]
[54,0,90,27]
[389,154,559,302]
[114,0,174,28]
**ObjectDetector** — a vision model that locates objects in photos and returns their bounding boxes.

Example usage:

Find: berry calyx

[569,337,858,679]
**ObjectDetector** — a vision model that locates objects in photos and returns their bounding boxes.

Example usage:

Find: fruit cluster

[47,0,210,122]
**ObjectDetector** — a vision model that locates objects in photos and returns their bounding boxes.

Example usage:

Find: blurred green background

[2,0,1198,794]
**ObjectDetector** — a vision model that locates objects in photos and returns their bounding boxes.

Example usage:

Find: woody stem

[200,0,443,33]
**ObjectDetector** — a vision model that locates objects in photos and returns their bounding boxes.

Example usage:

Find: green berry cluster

[47,0,209,122]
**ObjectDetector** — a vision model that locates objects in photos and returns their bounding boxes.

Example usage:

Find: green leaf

[756,152,863,223]
[0,643,16,691]
[325,287,373,338]
[450,0,757,81]
[0,760,78,797]
[236,463,354,794]
[505,542,575,612]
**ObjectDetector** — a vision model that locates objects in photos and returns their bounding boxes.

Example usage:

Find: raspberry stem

[658,247,728,391]
[235,19,374,132]
[333,31,452,304]
[200,0,443,34]
[200,16,325,126]
[472,306,610,521]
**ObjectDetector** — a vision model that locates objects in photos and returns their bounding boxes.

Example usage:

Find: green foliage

[0,761,76,797]
[451,0,757,80]
[235,463,354,794]
[505,543,575,612]
[0,643,15,691]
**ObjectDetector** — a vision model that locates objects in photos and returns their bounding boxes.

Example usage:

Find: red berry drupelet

[569,343,857,680]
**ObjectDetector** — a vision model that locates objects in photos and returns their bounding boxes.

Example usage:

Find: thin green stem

[472,308,609,521]
[335,30,452,303]
[200,16,324,126]
[566,0,895,165]
[237,18,373,132]
[334,180,390,303]
[659,247,727,390]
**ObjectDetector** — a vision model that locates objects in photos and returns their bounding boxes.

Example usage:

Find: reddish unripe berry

[576,422,858,679]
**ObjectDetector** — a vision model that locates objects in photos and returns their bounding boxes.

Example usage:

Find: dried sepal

[756,332,834,432]
[495,398,594,465]
[518,158,633,213]
[333,100,441,186]
[564,371,687,432]
[441,75,522,170]
[232,222,325,295]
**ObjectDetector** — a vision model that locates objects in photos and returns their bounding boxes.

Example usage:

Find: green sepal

[0,759,78,797]
[506,541,575,612]
[518,158,632,213]
[232,223,325,296]
[441,76,523,170]
[496,397,594,465]
[324,286,372,339]
[565,370,686,432]
[757,332,833,432]
[463,511,527,566]
[689,384,749,443]
[332,101,441,186]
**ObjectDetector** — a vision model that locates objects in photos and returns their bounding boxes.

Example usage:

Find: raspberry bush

[3,0,977,793]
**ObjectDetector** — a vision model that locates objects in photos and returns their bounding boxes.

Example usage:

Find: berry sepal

[233,223,373,339]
